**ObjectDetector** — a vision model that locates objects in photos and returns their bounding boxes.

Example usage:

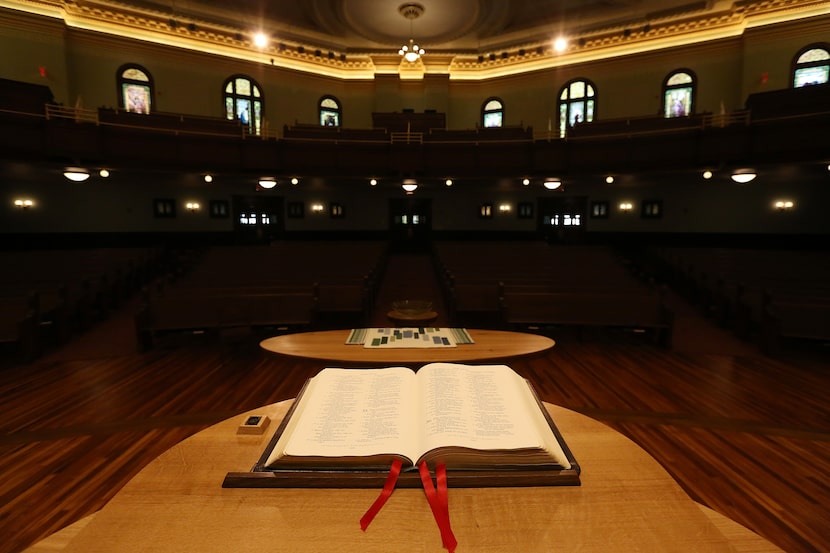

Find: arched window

[662,70,696,118]
[224,75,263,135]
[118,64,153,114]
[558,79,595,137]
[319,96,341,126]
[481,98,504,128]
[792,44,830,87]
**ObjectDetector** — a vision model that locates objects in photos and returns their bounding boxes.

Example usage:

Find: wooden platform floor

[2,253,829,553]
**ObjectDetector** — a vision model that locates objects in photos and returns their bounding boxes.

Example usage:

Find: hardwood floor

[1,253,829,553]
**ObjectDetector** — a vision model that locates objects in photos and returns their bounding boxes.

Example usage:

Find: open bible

[224,363,580,488]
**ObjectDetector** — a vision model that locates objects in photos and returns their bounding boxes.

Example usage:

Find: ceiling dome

[304,0,512,51]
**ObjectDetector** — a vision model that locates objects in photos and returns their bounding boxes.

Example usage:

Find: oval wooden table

[259,328,555,365]
[27,400,783,553]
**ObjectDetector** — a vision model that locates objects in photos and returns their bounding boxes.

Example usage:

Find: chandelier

[398,3,425,62]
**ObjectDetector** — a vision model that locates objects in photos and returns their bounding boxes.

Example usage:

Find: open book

[224,363,580,487]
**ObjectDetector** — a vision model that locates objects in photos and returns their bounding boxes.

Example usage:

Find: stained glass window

[558,80,595,137]
[319,96,341,126]
[118,64,153,114]
[482,98,504,128]
[663,70,696,118]
[223,75,263,135]
[793,45,830,87]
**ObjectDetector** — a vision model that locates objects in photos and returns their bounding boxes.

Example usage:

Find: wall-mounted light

[445,178,453,187]
[498,203,511,213]
[14,198,35,209]
[605,175,615,184]
[402,179,418,194]
[543,179,562,190]
[774,200,795,211]
[253,32,268,48]
[553,37,567,52]
[311,203,325,213]
[731,170,757,183]
[203,174,213,183]
[185,202,201,212]
[619,202,634,211]
[369,178,378,186]
[63,167,90,182]
[258,177,277,189]
[522,178,530,186]
[702,170,713,180]
[290,177,299,185]
[99,169,110,178]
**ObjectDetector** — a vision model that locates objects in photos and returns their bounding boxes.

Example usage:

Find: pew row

[134,289,318,351]
[760,298,830,356]
[499,290,674,347]
[0,295,40,362]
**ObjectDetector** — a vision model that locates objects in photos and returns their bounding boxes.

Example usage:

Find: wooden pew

[0,295,40,362]
[500,290,674,347]
[761,299,830,356]
[134,289,319,351]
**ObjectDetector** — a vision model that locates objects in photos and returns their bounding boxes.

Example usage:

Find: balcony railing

[45,104,98,124]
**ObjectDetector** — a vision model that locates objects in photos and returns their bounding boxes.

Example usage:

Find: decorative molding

[2,0,827,81]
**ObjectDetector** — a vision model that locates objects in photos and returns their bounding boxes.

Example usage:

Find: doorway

[388,198,432,252]
[232,195,284,243]
[537,196,587,243]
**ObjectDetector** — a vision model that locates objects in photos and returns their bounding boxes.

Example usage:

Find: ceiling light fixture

[402,178,418,193]
[731,170,757,183]
[258,177,277,189]
[543,179,562,190]
[63,167,90,182]
[398,3,425,63]
[253,32,268,49]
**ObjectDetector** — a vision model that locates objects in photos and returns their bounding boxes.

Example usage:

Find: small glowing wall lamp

[14,198,35,209]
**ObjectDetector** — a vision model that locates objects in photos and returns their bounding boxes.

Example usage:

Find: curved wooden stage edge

[259,328,556,364]
[25,400,783,553]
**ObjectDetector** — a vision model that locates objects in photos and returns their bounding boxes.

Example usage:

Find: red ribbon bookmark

[419,461,457,553]
[360,458,403,531]
[360,460,457,553]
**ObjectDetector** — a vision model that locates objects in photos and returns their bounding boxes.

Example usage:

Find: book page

[277,367,421,464]
[416,363,570,466]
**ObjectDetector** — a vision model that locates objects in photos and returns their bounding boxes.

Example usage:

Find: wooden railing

[44,104,98,124]
[390,131,423,144]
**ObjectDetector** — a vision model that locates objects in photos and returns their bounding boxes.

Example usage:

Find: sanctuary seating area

[433,241,673,346]
[0,248,163,362]
[134,241,387,350]
[645,246,830,354]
